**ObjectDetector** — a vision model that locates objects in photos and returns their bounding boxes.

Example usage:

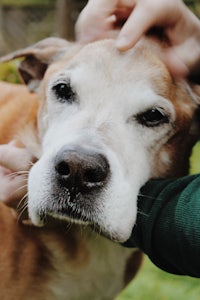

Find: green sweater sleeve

[123,174,200,277]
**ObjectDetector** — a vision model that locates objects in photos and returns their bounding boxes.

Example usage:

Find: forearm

[123,174,200,277]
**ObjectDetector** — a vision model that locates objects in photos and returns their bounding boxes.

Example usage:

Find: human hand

[0,141,35,208]
[76,0,200,79]
[76,0,132,43]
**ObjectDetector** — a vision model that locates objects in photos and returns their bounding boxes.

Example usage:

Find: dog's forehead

[50,39,167,80]
[69,39,167,80]
[45,39,173,104]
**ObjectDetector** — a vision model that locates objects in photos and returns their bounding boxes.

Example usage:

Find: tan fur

[0,82,38,144]
[0,36,199,299]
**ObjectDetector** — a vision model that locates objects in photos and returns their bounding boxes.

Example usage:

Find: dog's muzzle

[37,144,111,223]
[28,143,111,227]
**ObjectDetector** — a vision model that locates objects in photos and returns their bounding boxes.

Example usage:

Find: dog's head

[2,37,200,242]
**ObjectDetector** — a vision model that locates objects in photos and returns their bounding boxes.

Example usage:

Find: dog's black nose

[54,145,110,193]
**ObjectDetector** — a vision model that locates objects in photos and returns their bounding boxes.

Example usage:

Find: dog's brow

[66,62,79,71]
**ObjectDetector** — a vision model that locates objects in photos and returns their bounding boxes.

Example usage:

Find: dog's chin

[30,203,127,243]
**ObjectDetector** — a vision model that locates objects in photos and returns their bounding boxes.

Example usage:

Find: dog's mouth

[46,202,93,226]
[36,185,101,227]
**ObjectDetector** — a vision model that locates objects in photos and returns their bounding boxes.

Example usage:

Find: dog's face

[2,38,199,242]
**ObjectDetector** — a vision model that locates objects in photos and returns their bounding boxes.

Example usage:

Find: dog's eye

[52,82,75,104]
[136,107,169,127]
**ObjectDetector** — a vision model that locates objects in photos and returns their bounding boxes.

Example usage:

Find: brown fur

[0,82,38,144]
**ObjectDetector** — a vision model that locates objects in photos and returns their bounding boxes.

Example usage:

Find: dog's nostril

[56,161,70,177]
[84,161,109,184]
[85,169,103,183]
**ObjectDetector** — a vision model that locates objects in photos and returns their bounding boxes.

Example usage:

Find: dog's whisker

[77,222,84,237]
[17,202,28,223]
[17,197,28,214]
[92,222,102,241]
[65,222,72,234]
[15,181,28,190]
[5,181,28,201]
[6,171,29,179]
[17,200,28,215]
[17,201,28,217]
[17,198,28,214]
[137,209,149,217]
[13,183,28,198]
[5,161,32,180]
[17,193,28,212]
[138,192,159,200]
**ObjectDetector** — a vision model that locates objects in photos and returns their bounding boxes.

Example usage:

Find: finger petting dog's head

[2,37,200,242]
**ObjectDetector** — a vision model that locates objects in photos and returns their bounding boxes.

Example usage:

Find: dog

[0,81,38,145]
[0,36,200,299]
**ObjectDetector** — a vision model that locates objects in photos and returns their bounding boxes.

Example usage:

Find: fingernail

[116,36,130,50]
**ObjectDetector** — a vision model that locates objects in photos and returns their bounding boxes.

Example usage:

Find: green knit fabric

[123,175,200,277]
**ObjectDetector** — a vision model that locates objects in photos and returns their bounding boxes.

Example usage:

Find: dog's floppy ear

[0,37,72,92]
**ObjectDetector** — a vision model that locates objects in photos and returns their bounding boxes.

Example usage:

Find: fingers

[0,166,27,207]
[116,2,153,50]
[161,48,189,77]
[0,141,32,207]
[162,36,200,79]
[116,0,174,51]
[0,143,33,172]
[0,140,39,208]
[76,0,118,42]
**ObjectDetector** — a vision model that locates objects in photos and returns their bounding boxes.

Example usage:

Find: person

[1,0,200,276]
[76,0,200,83]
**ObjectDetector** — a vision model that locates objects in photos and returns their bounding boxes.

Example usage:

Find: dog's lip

[45,211,122,241]
[35,208,124,242]
[42,206,92,226]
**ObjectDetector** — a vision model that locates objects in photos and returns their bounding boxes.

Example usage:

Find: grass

[116,256,200,300]
[190,142,200,174]
[1,0,54,6]
[0,61,21,83]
